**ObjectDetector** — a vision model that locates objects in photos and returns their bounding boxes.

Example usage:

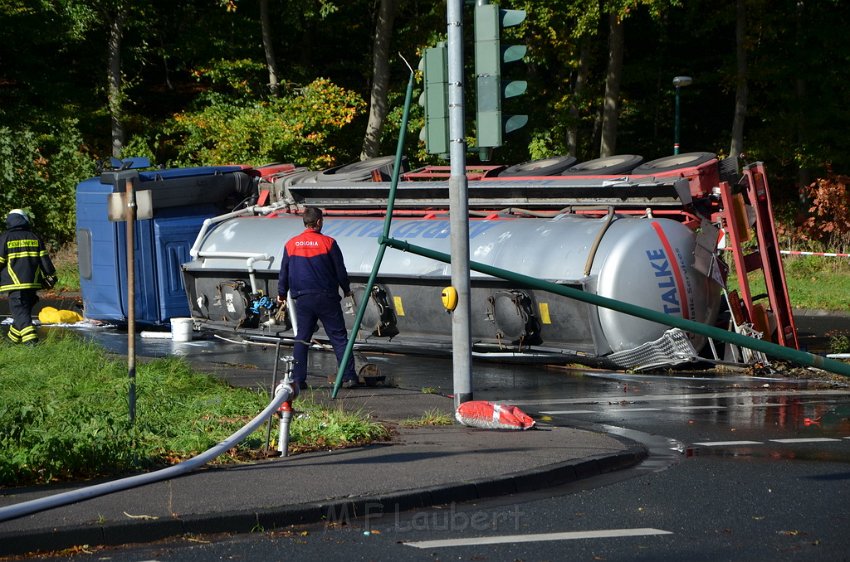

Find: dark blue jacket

[0,214,55,292]
[278,228,350,299]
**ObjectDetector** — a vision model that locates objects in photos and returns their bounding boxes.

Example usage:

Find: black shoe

[341,378,364,389]
[297,381,309,390]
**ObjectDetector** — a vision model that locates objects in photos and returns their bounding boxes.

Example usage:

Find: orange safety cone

[455,400,535,430]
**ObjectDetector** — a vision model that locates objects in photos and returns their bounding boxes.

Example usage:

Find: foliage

[795,172,850,250]
[826,330,850,355]
[3,0,850,227]
[161,78,366,168]
[0,333,388,487]
[50,243,82,292]
[0,121,96,247]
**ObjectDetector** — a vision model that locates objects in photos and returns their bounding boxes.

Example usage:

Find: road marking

[692,441,763,446]
[605,407,662,412]
[404,528,673,549]
[540,410,598,415]
[769,438,842,444]
[510,389,850,407]
[669,405,727,410]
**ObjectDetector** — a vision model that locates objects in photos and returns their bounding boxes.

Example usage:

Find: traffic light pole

[447,0,473,408]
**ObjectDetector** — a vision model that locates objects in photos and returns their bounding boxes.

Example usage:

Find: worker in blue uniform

[0,209,56,345]
[277,206,361,390]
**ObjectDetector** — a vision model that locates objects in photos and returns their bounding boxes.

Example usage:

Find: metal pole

[125,178,136,425]
[674,86,681,155]
[378,235,850,379]
[331,65,415,399]
[447,0,473,408]
[264,339,282,451]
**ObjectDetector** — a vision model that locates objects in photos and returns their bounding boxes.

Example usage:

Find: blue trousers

[292,293,356,384]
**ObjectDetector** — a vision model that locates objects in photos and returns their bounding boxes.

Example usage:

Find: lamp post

[673,75,693,155]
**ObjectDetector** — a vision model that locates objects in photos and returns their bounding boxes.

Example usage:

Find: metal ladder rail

[741,163,799,348]
[718,165,799,349]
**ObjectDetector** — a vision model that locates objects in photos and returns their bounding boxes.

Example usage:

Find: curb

[0,446,646,557]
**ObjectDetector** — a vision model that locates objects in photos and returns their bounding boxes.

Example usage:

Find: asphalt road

[27,326,850,562]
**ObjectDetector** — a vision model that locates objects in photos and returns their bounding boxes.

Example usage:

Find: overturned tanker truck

[177,151,798,371]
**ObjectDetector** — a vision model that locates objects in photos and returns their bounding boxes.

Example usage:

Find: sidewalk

[0,382,645,557]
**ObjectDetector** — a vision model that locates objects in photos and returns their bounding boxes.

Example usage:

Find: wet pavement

[2,297,850,557]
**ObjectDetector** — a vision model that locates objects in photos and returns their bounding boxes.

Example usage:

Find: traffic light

[474,3,527,159]
[418,42,449,156]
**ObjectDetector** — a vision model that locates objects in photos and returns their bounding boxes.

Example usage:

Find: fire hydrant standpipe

[274,353,297,456]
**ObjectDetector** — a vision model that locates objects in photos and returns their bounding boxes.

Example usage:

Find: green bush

[0,120,96,247]
[161,78,366,169]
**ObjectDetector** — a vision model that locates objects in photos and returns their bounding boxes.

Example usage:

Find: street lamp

[673,75,693,155]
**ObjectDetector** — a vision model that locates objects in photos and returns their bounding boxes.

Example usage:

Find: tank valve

[441,286,458,312]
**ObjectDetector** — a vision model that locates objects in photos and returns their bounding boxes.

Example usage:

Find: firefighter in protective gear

[0,209,56,345]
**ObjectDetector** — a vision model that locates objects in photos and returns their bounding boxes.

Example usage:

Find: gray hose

[0,384,295,523]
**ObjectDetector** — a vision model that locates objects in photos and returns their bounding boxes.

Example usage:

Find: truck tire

[631,152,716,175]
[562,154,644,175]
[316,156,405,183]
[498,155,577,177]
[283,170,320,187]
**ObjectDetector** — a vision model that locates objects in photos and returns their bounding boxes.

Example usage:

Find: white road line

[769,438,842,444]
[604,407,662,412]
[540,410,597,415]
[669,405,727,410]
[404,528,673,549]
[509,389,850,407]
[692,441,763,446]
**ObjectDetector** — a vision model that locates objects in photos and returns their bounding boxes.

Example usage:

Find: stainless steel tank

[183,213,720,358]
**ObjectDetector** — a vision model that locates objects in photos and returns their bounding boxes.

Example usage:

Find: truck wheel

[498,155,577,177]
[316,155,404,183]
[283,170,320,187]
[562,154,644,175]
[631,152,716,175]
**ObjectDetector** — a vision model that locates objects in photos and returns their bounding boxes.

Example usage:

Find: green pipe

[331,69,415,398]
[379,235,850,378]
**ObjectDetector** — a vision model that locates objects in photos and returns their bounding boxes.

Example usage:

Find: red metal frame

[717,165,798,348]
[402,165,505,181]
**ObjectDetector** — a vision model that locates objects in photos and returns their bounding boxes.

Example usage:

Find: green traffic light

[419,43,449,155]
[474,3,528,150]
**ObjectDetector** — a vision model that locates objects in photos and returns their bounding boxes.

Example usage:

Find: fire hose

[0,380,297,523]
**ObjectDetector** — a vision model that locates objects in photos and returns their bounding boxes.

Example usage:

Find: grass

[50,243,80,292]
[729,253,850,311]
[0,332,389,488]
[400,408,454,428]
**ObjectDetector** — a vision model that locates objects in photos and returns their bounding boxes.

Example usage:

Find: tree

[599,12,624,157]
[259,0,281,95]
[729,0,747,165]
[107,2,127,157]
[360,0,397,160]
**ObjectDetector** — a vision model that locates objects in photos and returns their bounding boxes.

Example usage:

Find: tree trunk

[795,0,810,190]
[599,12,624,157]
[729,0,748,166]
[360,0,397,160]
[260,0,280,95]
[567,38,591,158]
[108,6,126,159]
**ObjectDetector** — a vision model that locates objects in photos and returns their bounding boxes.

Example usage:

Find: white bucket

[171,317,194,342]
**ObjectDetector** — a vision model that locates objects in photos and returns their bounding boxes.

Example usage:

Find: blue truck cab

[75,163,257,325]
